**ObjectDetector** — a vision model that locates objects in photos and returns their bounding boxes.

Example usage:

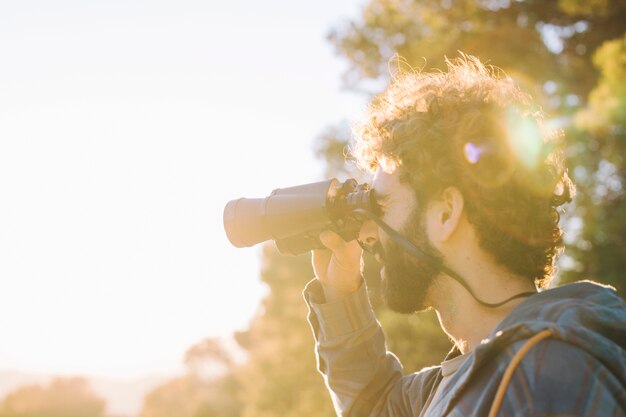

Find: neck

[429,253,536,354]
[423,209,537,353]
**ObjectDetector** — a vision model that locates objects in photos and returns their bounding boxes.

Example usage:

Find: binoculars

[223,178,378,255]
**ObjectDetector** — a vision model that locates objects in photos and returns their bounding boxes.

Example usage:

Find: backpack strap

[488,329,554,417]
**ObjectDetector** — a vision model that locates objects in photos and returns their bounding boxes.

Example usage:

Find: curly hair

[351,55,575,288]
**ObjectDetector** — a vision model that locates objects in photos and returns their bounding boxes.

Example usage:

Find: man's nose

[358,219,379,246]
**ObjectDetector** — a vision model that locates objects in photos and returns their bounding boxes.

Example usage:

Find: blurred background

[0,1,624,416]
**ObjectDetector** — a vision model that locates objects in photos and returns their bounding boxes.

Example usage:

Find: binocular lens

[223,178,376,255]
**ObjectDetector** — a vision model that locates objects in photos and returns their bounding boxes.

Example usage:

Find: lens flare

[463,142,488,164]
[506,107,543,170]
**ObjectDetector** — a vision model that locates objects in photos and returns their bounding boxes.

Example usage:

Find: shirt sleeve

[303,278,439,417]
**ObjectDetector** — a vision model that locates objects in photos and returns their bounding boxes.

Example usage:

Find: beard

[377,212,443,314]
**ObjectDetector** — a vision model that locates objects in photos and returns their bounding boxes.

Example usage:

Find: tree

[565,33,626,294]
[139,375,240,417]
[0,378,105,417]
[233,244,335,417]
[329,0,625,104]
[138,338,241,417]
[184,338,235,380]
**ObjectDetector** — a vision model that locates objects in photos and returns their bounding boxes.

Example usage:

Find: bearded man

[304,56,626,417]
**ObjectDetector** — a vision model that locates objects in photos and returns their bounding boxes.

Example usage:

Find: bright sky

[0,0,367,379]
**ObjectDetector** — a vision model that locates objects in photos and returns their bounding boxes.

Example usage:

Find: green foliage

[329,0,625,100]
[139,338,241,417]
[559,0,611,16]
[577,33,626,135]
[184,338,235,378]
[314,123,360,180]
[233,244,335,417]
[138,374,240,417]
[564,33,626,294]
[0,378,105,417]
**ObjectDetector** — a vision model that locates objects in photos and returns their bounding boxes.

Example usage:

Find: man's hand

[312,230,363,302]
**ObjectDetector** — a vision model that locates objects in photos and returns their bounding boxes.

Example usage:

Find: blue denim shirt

[304,280,626,416]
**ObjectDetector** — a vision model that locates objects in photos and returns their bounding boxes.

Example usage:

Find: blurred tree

[314,122,361,180]
[234,244,335,417]
[184,337,234,380]
[328,0,625,104]
[139,338,240,417]
[138,375,240,417]
[565,33,626,293]
[0,378,105,417]
[323,0,626,292]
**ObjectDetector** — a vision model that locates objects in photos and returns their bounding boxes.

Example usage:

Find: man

[304,56,626,416]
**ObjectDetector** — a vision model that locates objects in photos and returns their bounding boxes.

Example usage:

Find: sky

[0,0,367,379]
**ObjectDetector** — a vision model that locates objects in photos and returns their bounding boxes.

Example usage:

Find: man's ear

[429,187,465,242]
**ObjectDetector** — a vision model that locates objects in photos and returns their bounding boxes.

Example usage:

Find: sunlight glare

[506,107,543,170]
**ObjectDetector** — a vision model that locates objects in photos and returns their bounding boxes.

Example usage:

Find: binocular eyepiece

[223,178,378,255]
